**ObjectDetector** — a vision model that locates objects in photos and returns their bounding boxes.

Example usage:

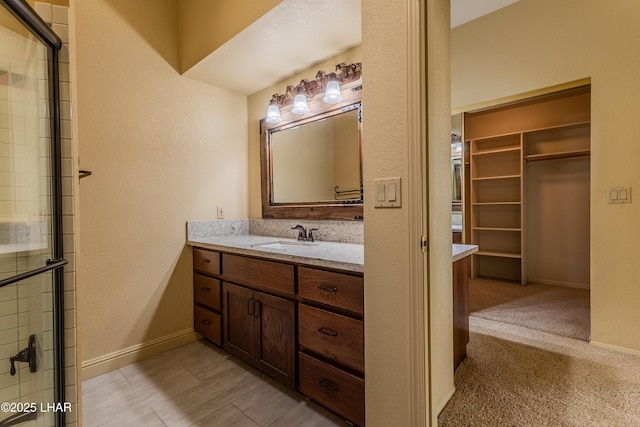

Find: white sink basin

[251,240,317,250]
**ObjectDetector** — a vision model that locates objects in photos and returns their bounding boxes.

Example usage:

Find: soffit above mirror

[182,0,362,95]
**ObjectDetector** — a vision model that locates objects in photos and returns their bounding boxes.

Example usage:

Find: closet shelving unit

[469,132,524,283]
[468,120,590,285]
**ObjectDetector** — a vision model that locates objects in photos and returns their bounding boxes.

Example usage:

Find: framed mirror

[260,85,363,220]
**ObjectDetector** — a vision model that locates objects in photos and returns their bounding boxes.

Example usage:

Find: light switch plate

[607,187,632,204]
[217,205,225,218]
[373,177,402,208]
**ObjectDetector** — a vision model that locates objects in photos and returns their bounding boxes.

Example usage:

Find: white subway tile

[52,5,69,25]
[34,2,52,23]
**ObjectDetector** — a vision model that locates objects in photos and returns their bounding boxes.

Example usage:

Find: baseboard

[589,340,640,357]
[527,278,590,289]
[81,329,198,380]
[435,385,456,416]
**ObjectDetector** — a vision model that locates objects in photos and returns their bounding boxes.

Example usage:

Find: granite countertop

[188,234,365,273]
[189,234,478,272]
[452,243,478,262]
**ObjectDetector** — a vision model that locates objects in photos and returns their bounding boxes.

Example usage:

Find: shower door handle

[0,259,67,289]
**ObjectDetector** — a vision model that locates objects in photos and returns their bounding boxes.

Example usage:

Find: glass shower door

[0,1,65,426]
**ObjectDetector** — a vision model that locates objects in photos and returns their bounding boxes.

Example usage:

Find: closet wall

[465,85,591,287]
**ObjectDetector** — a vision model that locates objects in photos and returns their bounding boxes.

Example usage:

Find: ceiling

[183,0,519,96]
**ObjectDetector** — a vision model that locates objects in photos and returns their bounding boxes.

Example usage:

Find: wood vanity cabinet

[223,281,296,388]
[453,256,470,369]
[193,249,222,345]
[298,267,365,426]
[191,247,364,425]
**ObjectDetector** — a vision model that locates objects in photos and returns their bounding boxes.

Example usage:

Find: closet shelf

[472,227,522,232]
[474,250,522,259]
[471,174,521,181]
[471,146,521,156]
[524,149,590,162]
[471,201,521,206]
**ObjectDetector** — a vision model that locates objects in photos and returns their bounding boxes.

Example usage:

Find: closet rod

[524,150,590,162]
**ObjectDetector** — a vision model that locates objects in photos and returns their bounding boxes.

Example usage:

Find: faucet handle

[308,228,318,242]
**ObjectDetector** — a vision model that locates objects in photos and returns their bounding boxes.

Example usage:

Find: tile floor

[82,340,352,427]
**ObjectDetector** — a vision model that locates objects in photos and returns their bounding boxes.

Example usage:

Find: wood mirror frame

[260,66,363,221]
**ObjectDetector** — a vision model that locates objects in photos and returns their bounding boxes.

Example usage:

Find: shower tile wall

[0,3,77,425]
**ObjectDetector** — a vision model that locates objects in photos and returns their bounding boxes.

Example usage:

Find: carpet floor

[438,316,640,426]
[469,278,590,341]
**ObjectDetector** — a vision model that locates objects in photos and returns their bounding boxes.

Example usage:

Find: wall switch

[607,187,632,204]
[217,205,225,218]
[373,177,402,208]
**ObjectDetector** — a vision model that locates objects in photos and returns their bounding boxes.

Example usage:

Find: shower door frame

[0,0,66,425]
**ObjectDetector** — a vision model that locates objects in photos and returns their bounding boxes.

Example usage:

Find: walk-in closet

[462,85,591,340]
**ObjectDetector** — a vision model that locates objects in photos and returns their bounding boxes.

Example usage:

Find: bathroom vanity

[189,231,476,426]
[188,234,365,426]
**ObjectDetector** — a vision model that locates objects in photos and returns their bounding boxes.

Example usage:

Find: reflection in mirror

[271,107,360,203]
[451,114,463,209]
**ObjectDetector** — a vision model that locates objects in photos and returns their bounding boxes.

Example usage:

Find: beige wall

[74,0,248,375]
[178,0,282,73]
[451,0,640,352]
[247,45,362,218]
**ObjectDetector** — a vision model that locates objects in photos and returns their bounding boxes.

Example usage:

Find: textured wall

[74,0,248,373]
[451,0,640,353]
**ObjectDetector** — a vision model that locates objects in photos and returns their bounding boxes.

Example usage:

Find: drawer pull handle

[319,378,339,392]
[200,287,212,293]
[247,298,255,316]
[318,284,338,293]
[318,327,338,337]
[202,259,211,263]
[200,319,212,326]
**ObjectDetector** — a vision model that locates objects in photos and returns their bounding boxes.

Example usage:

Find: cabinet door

[254,291,296,388]
[223,282,255,365]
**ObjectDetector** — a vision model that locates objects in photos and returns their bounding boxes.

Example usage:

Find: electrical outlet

[217,206,225,219]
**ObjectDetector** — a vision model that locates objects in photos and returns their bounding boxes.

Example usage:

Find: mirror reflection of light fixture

[291,88,310,114]
[263,62,362,122]
[323,73,343,104]
[265,100,282,124]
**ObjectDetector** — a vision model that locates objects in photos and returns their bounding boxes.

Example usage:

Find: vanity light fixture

[291,87,310,114]
[265,99,282,123]
[263,62,362,123]
[322,73,343,104]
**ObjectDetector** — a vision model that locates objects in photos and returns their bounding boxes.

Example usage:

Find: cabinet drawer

[194,305,221,346]
[298,267,364,315]
[299,352,365,427]
[193,248,220,275]
[194,274,221,311]
[223,254,294,296]
[299,304,364,373]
